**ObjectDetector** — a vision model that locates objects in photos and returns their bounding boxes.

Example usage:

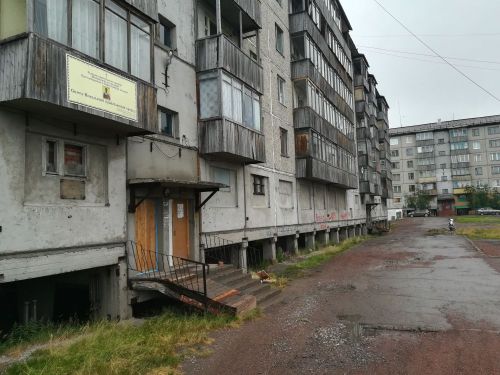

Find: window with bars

[253,175,266,195]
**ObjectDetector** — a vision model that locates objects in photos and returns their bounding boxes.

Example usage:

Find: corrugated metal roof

[389,115,500,136]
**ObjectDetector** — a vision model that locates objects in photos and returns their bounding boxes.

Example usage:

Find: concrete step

[231,278,261,292]
[256,287,281,305]
[210,269,244,283]
[258,292,284,311]
[212,271,251,285]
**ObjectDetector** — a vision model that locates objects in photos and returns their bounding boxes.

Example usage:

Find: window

[438,139,445,144]
[491,153,500,161]
[409,185,415,192]
[493,166,500,175]
[105,1,128,71]
[64,144,86,177]
[390,137,399,146]
[442,189,449,194]
[407,161,414,168]
[34,0,68,45]
[488,126,500,136]
[130,15,151,81]
[393,174,400,181]
[391,162,400,169]
[253,175,266,195]
[472,128,480,136]
[405,136,412,144]
[439,151,446,156]
[416,132,433,141]
[275,24,284,54]
[159,107,177,137]
[475,154,483,162]
[450,129,467,137]
[406,148,414,156]
[442,175,448,181]
[475,167,483,176]
[203,16,217,36]
[393,197,401,203]
[489,139,500,148]
[394,186,401,193]
[45,139,58,174]
[450,142,468,151]
[159,16,175,49]
[440,163,446,169]
[72,0,100,58]
[472,141,481,150]
[417,145,433,154]
[280,128,288,156]
[214,73,261,130]
[451,154,470,163]
[408,173,414,180]
[277,75,285,104]
[391,150,399,157]
[213,167,231,192]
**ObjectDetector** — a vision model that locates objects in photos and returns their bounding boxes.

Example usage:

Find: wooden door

[135,199,158,272]
[172,199,190,259]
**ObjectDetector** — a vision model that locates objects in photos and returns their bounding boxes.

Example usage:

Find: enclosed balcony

[0,0,159,136]
[196,34,263,93]
[295,131,358,189]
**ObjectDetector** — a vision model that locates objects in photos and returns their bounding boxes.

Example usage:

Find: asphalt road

[182,218,500,374]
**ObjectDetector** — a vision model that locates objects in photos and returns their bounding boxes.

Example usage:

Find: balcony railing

[0,33,157,135]
[199,118,265,164]
[234,0,261,28]
[196,34,263,93]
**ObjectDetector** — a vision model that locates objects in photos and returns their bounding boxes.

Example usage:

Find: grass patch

[458,227,500,240]
[279,236,368,280]
[4,309,236,375]
[455,215,500,224]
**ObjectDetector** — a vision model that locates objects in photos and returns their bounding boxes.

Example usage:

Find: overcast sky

[342,0,500,128]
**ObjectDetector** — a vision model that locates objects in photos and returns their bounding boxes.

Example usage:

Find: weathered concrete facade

[389,116,500,216]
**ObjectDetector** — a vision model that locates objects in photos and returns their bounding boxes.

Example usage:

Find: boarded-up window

[279,180,293,208]
[64,144,86,176]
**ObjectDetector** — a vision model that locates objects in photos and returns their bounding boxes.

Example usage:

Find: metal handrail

[126,241,208,299]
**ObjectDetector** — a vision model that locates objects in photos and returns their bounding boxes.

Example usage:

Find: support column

[263,236,277,262]
[317,230,329,247]
[362,224,368,236]
[215,0,222,34]
[286,233,299,255]
[305,232,315,250]
[330,228,340,244]
[339,227,347,242]
[239,238,248,274]
[199,243,206,264]
[349,226,356,238]
[118,257,132,320]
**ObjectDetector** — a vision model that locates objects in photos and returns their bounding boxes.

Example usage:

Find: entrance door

[172,199,190,259]
[134,199,158,272]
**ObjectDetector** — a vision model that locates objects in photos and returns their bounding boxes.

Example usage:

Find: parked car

[477,207,500,216]
[408,209,430,217]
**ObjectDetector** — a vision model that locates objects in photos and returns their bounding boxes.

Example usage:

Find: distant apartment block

[389,116,500,215]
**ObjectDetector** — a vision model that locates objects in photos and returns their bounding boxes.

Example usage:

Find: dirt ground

[181,218,500,375]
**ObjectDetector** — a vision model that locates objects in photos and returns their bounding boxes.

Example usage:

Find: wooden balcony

[0,33,157,136]
[233,0,261,28]
[359,181,376,195]
[354,75,369,91]
[377,111,388,124]
[196,34,263,93]
[296,157,358,189]
[199,118,265,164]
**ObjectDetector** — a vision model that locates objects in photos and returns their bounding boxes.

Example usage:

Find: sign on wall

[66,54,138,121]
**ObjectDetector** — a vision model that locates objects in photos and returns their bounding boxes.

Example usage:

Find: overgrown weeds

[457,227,500,240]
[3,309,236,375]
[278,236,368,281]
[455,216,500,224]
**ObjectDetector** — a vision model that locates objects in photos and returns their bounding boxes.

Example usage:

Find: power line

[354,32,500,38]
[371,0,500,103]
[359,45,500,66]
[365,50,500,72]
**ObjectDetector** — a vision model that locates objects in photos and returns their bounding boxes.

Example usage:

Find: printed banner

[66,54,138,121]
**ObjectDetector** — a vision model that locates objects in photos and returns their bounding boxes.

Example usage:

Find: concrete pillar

[199,243,206,264]
[286,233,299,255]
[263,236,277,262]
[362,224,368,236]
[118,257,132,320]
[349,227,356,238]
[305,232,315,250]
[330,229,340,244]
[239,238,248,273]
[317,230,329,247]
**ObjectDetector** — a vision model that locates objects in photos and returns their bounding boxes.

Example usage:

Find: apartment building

[0,0,392,326]
[389,116,500,215]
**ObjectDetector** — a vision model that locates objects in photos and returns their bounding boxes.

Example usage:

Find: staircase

[127,242,282,316]
[208,265,282,312]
